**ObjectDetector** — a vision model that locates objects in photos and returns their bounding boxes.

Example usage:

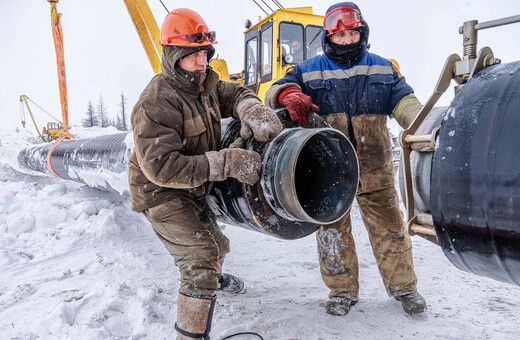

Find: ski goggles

[323,7,363,34]
[170,31,217,44]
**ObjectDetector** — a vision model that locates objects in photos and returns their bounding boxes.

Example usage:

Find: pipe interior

[294,132,353,223]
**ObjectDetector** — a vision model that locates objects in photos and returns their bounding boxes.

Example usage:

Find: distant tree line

[82,92,130,131]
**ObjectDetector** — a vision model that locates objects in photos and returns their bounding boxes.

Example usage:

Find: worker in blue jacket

[265,2,427,316]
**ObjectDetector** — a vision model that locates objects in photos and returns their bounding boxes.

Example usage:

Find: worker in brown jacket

[128,8,283,339]
[265,2,426,316]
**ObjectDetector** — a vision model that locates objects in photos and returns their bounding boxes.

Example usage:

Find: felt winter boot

[395,291,427,315]
[217,273,244,294]
[175,293,215,340]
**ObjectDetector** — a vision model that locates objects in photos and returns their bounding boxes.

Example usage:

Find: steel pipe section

[262,128,358,225]
[431,61,520,285]
[208,112,359,239]
[18,111,359,240]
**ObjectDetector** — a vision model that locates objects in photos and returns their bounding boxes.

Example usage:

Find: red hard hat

[160,8,217,47]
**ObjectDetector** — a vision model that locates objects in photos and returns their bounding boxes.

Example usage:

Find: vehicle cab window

[260,23,273,82]
[280,23,304,65]
[245,37,258,86]
[306,25,323,57]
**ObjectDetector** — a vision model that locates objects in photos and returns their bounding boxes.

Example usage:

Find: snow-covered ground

[1,126,519,340]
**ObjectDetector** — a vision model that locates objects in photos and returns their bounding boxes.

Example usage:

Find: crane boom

[20,95,45,142]
[123,0,162,75]
[48,0,72,139]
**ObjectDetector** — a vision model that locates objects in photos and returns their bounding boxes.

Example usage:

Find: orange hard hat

[160,8,217,47]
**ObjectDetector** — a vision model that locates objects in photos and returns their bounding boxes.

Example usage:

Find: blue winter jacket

[273,52,413,118]
[264,22,418,193]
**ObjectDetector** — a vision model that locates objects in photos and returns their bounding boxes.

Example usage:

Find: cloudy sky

[1,0,519,132]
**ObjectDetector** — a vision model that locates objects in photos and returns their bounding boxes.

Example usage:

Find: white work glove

[206,148,262,185]
[237,98,283,142]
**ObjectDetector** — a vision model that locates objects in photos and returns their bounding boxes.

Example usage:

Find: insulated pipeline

[18,111,359,240]
[18,132,133,195]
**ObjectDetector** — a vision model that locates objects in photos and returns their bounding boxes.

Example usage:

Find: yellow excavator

[19,94,64,142]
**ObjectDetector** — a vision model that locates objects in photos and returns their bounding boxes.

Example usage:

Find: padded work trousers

[144,197,230,297]
[316,186,417,301]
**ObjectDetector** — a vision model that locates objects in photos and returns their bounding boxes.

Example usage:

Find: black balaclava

[322,2,370,67]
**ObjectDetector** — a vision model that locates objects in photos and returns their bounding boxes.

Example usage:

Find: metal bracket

[400,53,461,232]
[469,46,501,79]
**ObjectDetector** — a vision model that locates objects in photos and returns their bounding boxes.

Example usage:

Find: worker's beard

[325,40,366,67]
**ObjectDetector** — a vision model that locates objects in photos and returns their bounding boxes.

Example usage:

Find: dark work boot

[325,297,358,316]
[395,291,427,315]
[217,273,244,294]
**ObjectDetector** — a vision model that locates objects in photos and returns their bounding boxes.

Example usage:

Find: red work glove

[277,87,319,125]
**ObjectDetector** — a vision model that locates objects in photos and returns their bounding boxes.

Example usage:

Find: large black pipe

[209,114,358,239]
[430,61,520,285]
[18,112,359,240]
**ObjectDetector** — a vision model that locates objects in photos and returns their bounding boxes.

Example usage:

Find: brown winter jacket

[128,46,259,212]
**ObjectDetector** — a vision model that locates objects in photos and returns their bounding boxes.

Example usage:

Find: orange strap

[46,131,75,179]
[46,135,65,179]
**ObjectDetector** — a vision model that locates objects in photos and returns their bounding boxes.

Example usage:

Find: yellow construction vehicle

[238,7,324,100]
[123,1,324,100]
[19,94,64,142]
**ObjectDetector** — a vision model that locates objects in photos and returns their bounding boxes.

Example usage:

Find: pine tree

[117,92,130,131]
[82,100,97,127]
[96,95,109,128]
[115,114,122,131]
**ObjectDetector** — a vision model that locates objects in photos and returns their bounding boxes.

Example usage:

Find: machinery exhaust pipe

[18,112,359,240]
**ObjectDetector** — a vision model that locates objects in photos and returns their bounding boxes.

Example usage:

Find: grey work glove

[237,98,283,142]
[206,148,262,185]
